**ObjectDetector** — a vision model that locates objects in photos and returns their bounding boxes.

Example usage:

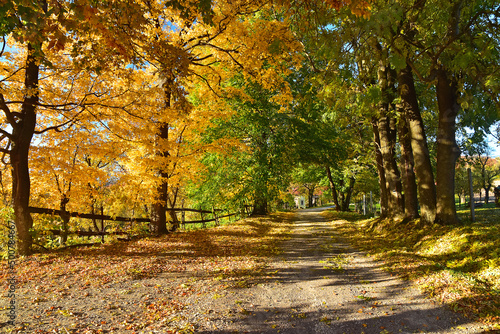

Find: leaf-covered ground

[0,214,292,333]
[1,207,498,333]
[323,207,500,331]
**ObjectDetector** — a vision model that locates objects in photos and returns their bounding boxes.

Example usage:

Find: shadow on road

[203,207,485,334]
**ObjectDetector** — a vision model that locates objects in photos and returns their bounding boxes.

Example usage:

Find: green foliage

[187,78,295,213]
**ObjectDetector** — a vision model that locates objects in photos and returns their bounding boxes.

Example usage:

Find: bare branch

[199,42,245,69]
[34,106,86,135]
[0,128,13,141]
[0,93,18,127]
[85,107,141,143]
[190,71,221,98]
[0,36,5,58]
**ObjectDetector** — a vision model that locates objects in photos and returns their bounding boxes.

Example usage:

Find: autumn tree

[0,37,117,254]
[473,155,500,204]
[0,0,163,254]
[1,0,304,252]
[290,164,325,208]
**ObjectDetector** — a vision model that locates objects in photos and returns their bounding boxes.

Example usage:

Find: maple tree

[0,0,157,255]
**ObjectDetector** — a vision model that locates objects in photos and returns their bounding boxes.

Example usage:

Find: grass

[323,207,500,330]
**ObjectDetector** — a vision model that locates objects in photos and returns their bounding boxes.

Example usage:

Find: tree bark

[377,57,404,219]
[398,115,419,219]
[397,79,419,220]
[59,196,70,244]
[150,73,174,235]
[325,166,341,211]
[397,63,437,224]
[341,176,355,211]
[150,123,169,234]
[251,129,269,216]
[378,113,404,219]
[372,120,388,218]
[435,66,461,225]
[11,43,40,256]
[167,187,180,232]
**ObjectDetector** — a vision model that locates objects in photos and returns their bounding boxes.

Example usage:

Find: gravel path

[202,207,486,334]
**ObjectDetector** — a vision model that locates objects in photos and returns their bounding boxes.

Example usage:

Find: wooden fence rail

[29,206,246,243]
[46,230,129,237]
[28,206,150,222]
[28,206,231,222]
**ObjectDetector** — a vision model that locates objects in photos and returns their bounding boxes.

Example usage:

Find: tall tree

[188,78,295,215]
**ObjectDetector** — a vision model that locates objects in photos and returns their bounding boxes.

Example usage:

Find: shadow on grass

[325,207,500,327]
[321,209,370,222]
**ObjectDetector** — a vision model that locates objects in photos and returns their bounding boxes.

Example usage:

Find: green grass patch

[323,208,500,330]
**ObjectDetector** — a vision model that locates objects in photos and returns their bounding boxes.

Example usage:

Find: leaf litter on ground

[0,214,294,333]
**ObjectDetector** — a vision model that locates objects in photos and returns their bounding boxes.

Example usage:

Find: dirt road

[201,207,485,334]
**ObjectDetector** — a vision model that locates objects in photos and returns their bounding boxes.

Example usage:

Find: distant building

[294,196,306,209]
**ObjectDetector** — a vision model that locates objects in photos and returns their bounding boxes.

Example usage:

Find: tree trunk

[150,72,174,234]
[252,195,267,216]
[435,67,461,225]
[89,200,100,232]
[398,63,437,224]
[251,129,269,216]
[150,150,169,235]
[377,58,404,220]
[306,184,315,207]
[60,196,70,244]
[167,187,180,232]
[485,186,491,204]
[378,114,404,219]
[372,120,388,218]
[341,176,355,211]
[11,43,40,256]
[397,91,419,220]
[325,166,341,211]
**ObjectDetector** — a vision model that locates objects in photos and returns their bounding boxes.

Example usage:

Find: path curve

[203,207,485,334]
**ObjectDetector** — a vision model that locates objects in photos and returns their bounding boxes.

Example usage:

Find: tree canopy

[1,0,499,255]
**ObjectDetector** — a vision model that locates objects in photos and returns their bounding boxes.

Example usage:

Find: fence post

[181,210,186,230]
[200,208,206,229]
[181,201,186,230]
[468,167,475,222]
[100,205,105,243]
[212,206,220,227]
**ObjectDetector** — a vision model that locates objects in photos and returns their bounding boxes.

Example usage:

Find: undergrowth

[323,208,500,330]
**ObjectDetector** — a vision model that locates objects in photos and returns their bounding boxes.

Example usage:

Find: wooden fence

[29,205,252,243]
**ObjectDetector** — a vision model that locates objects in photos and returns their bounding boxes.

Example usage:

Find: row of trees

[195,0,500,226]
[288,0,499,224]
[456,154,500,205]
